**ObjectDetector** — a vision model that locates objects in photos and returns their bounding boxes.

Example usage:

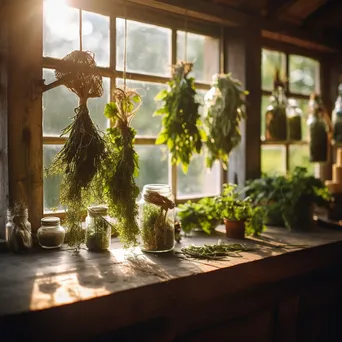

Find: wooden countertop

[1,226,342,340]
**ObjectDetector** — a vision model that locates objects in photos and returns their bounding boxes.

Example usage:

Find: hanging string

[123,0,128,89]
[79,8,83,51]
[184,3,188,62]
[220,26,224,74]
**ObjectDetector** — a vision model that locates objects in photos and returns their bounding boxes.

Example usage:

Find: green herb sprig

[154,62,205,173]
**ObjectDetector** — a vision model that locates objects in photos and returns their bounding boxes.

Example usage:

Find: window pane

[44,145,62,212]
[289,145,314,174]
[289,55,319,95]
[296,98,309,141]
[43,69,109,135]
[82,11,110,67]
[261,145,286,175]
[117,79,165,136]
[262,49,286,91]
[116,19,171,77]
[177,31,220,83]
[177,154,221,198]
[135,145,169,192]
[43,0,79,58]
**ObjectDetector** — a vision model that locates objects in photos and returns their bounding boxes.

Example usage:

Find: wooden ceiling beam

[303,0,341,27]
[264,0,297,17]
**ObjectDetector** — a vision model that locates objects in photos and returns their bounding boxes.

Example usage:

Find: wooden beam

[303,0,340,26]
[7,0,43,232]
[265,0,297,18]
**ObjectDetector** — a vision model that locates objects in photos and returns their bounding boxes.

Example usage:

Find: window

[261,48,319,175]
[42,0,222,213]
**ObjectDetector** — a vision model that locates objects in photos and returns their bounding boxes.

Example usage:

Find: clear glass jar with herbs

[287,98,302,141]
[265,84,288,141]
[85,205,111,252]
[138,184,175,253]
[307,94,329,163]
[332,83,342,143]
[37,217,65,249]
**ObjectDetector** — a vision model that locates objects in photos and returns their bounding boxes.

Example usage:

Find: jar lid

[88,205,108,216]
[41,217,60,226]
[143,184,171,196]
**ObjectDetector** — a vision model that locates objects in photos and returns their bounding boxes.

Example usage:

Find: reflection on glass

[289,55,319,95]
[261,145,286,175]
[262,49,286,91]
[116,19,172,77]
[177,31,220,84]
[117,79,165,136]
[177,153,221,197]
[44,145,63,212]
[135,145,169,193]
[43,0,79,58]
[289,145,314,174]
[82,11,110,67]
[43,69,109,135]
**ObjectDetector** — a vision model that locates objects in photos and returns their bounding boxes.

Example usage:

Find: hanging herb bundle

[96,87,141,247]
[46,50,106,251]
[154,62,205,173]
[204,73,248,169]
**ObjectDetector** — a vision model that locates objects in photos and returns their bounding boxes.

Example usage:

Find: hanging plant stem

[154,62,205,173]
[204,73,248,169]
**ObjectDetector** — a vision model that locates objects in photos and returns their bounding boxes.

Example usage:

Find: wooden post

[0,1,9,238]
[7,0,43,232]
[227,24,262,186]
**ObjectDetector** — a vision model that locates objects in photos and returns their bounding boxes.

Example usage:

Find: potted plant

[217,184,266,239]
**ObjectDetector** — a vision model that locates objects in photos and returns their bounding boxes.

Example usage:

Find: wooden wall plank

[7,0,43,232]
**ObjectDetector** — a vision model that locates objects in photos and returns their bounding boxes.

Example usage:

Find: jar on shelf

[8,206,32,253]
[332,83,342,143]
[265,84,288,141]
[85,205,111,252]
[307,94,329,163]
[287,98,302,141]
[37,217,65,249]
[138,184,175,253]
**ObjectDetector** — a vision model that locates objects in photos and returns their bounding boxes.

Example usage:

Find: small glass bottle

[37,217,65,249]
[265,84,288,141]
[287,98,302,141]
[138,184,175,253]
[332,83,342,143]
[307,94,329,163]
[85,205,111,252]
[5,209,14,246]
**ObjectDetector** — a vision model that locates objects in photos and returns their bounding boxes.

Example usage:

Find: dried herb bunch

[204,73,248,169]
[155,62,205,173]
[97,87,141,247]
[46,50,106,251]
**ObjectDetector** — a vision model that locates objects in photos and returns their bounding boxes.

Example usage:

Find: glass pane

[289,55,320,95]
[135,145,169,193]
[177,31,220,83]
[82,11,110,67]
[44,145,63,212]
[117,79,165,136]
[43,69,109,135]
[296,98,309,141]
[196,89,207,117]
[289,145,314,174]
[177,154,221,198]
[262,49,286,91]
[116,19,172,77]
[43,0,79,58]
[261,95,269,140]
[261,145,286,175]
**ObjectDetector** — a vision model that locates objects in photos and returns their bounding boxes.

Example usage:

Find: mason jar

[138,184,175,253]
[85,205,111,252]
[287,98,302,141]
[332,84,342,143]
[37,217,65,249]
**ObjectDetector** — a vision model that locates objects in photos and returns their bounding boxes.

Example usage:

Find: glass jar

[138,184,175,253]
[37,217,65,249]
[8,207,32,253]
[85,205,111,252]
[332,84,342,143]
[307,94,329,163]
[5,209,14,246]
[265,85,288,141]
[287,98,302,141]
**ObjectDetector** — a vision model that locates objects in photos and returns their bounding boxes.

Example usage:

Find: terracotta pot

[224,218,245,239]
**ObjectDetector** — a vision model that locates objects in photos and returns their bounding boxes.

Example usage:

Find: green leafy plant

[154,62,205,173]
[245,167,331,230]
[95,88,141,248]
[205,73,248,169]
